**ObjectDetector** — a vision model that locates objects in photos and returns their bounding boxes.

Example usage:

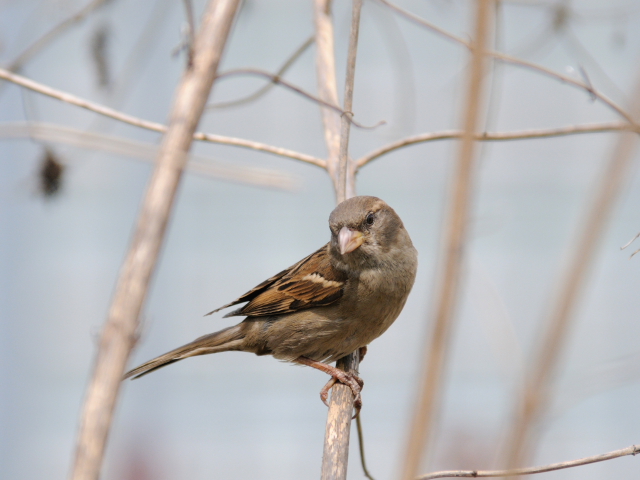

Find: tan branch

[502,68,640,472]
[314,0,342,184]
[378,0,636,124]
[356,122,640,169]
[0,67,325,168]
[401,2,492,479]
[417,444,640,479]
[0,122,297,190]
[69,2,241,480]
[336,0,362,202]
[319,1,364,480]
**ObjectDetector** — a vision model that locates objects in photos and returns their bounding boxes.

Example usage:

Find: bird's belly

[259,295,405,363]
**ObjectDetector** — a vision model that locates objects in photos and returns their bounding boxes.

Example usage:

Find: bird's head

[328,195,409,270]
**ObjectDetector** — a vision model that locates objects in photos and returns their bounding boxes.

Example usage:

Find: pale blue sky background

[2,1,640,479]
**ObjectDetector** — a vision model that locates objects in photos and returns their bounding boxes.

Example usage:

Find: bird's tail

[123,324,245,380]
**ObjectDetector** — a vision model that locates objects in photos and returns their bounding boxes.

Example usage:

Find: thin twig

[0,122,297,190]
[215,69,383,129]
[356,122,640,168]
[5,0,112,73]
[0,67,325,168]
[621,231,640,250]
[417,444,640,479]
[209,35,315,109]
[502,68,640,471]
[378,0,637,125]
[69,2,240,480]
[401,2,492,479]
[356,415,376,480]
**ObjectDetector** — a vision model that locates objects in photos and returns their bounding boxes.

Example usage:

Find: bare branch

[0,122,297,190]
[378,0,637,124]
[0,67,325,168]
[69,2,241,480]
[401,2,492,479]
[336,0,362,202]
[356,122,640,169]
[319,1,363,480]
[215,69,382,129]
[209,35,315,109]
[417,444,640,479]
[502,69,640,471]
[192,131,326,167]
[314,0,342,185]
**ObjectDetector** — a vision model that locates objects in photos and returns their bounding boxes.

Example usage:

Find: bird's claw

[320,377,336,407]
[319,371,364,417]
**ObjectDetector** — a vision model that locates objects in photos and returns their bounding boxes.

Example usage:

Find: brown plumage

[124,196,418,412]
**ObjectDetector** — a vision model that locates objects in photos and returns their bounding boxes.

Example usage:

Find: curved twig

[0,67,326,169]
[356,122,640,169]
[416,444,640,479]
[215,69,384,130]
[209,35,315,109]
[356,415,376,480]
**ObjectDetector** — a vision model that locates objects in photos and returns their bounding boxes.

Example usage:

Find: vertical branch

[314,0,342,189]
[400,2,493,479]
[322,350,362,480]
[502,71,640,472]
[337,0,362,203]
[317,1,363,480]
[69,2,240,480]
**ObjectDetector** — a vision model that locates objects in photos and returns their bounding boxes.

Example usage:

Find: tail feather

[124,325,245,380]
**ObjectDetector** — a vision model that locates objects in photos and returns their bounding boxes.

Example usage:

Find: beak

[338,227,364,255]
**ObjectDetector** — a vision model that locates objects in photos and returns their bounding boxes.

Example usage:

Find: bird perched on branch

[124,196,417,414]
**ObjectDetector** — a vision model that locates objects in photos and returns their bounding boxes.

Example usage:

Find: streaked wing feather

[208,244,346,318]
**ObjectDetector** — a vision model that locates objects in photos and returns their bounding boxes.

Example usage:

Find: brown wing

[205,244,346,318]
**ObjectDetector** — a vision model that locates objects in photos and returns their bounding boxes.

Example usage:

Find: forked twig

[209,35,315,109]
[215,68,384,129]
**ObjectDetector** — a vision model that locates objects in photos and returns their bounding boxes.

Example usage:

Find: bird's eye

[365,212,375,226]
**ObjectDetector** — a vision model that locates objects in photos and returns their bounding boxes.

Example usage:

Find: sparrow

[124,195,417,413]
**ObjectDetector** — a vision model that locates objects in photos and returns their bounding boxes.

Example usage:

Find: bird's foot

[294,355,364,417]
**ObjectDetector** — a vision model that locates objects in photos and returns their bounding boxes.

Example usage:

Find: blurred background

[2,0,640,479]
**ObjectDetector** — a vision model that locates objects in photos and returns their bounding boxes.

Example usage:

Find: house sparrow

[124,196,417,413]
